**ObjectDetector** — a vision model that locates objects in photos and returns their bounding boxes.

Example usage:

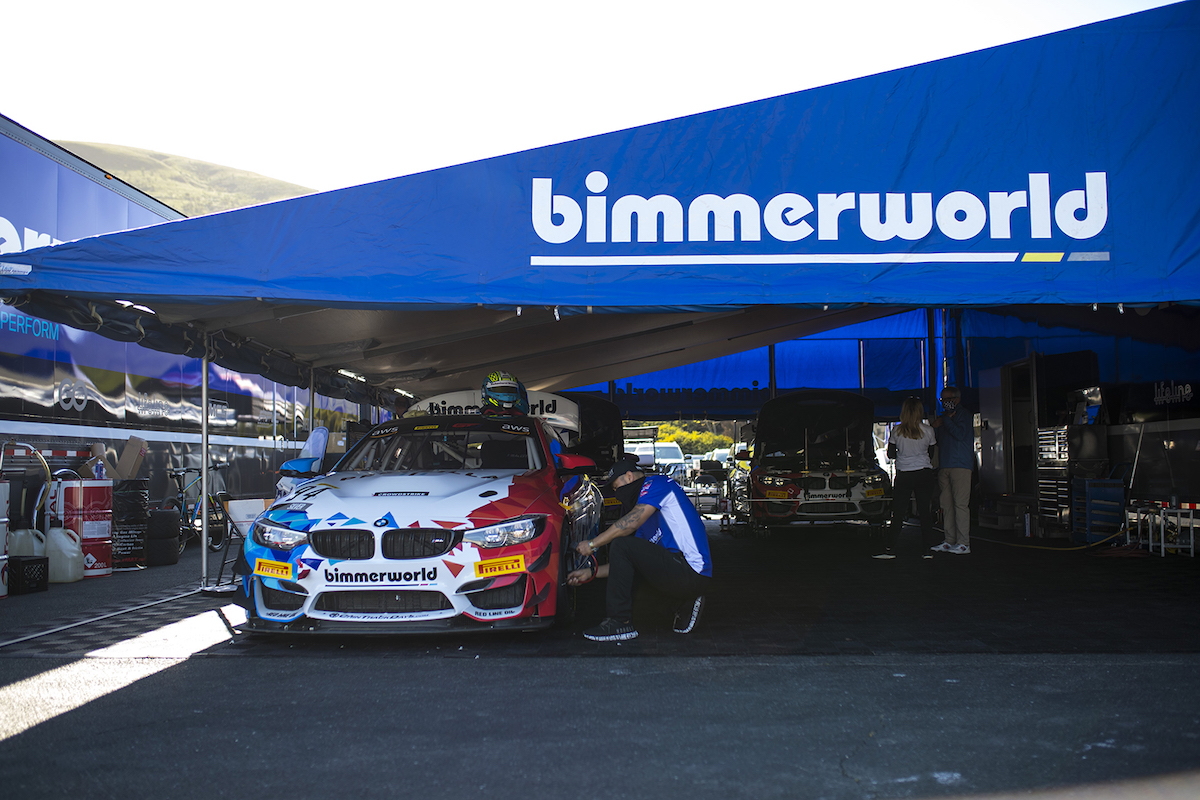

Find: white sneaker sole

[673,597,704,634]
[584,630,639,642]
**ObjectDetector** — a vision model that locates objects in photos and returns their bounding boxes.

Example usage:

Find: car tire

[145,535,180,567]
[148,508,181,539]
[554,536,576,626]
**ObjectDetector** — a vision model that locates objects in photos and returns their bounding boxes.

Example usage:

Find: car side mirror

[280,456,323,479]
[556,453,597,475]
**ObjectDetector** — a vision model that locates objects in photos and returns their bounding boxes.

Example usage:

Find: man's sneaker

[930,542,956,553]
[673,596,705,634]
[950,544,971,554]
[583,618,639,642]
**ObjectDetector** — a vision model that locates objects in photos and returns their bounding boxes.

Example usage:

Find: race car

[239,414,602,633]
[737,390,891,534]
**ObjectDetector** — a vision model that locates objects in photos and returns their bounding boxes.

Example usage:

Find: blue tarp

[2,3,1197,311]
[575,306,1200,418]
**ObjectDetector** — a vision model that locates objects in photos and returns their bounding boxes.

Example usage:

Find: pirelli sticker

[255,558,293,580]
[474,555,525,579]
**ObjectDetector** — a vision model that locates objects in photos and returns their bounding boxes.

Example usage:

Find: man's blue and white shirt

[635,475,713,577]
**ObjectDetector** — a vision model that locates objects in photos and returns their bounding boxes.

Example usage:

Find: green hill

[57,141,314,217]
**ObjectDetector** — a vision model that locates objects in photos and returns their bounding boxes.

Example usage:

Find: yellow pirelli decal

[254,558,293,580]
[474,555,525,579]
[764,490,789,499]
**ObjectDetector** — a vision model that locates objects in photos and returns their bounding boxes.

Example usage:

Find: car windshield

[655,442,684,461]
[338,418,544,472]
[755,392,876,469]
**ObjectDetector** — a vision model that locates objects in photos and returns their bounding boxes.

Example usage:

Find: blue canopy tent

[1,2,1197,407]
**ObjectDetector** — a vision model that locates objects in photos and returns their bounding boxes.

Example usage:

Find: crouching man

[568,456,713,641]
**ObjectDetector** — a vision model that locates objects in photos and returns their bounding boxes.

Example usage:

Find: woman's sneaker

[950,544,971,554]
[930,542,956,553]
[673,596,705,634]
[583,618,639,641]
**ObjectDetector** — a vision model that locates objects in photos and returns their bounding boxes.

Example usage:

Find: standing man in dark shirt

[930,386,974,554]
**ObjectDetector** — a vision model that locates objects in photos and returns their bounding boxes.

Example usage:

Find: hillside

[57,141,314,217]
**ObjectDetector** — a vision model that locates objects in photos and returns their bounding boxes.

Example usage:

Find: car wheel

[554,533,576,626]
[145,535,180,567]
[157,502,190,555]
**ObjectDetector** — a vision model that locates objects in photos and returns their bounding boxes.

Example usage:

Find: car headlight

[462,515,547,548]
[865,473,890,487]
[252,519,310,551]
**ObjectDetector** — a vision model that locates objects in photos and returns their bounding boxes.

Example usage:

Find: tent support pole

[200,335,209,588]
[309,367,315,435]
[926,308,937,409]
[768,344,777,400]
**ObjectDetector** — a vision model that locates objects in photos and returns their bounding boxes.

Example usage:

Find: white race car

[238,414,601,633]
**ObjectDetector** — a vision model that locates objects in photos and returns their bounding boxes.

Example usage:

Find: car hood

[269,470,551,531]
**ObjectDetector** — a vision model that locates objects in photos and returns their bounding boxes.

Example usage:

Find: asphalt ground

[1,522,1198,799]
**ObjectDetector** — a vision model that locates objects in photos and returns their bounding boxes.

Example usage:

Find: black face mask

[614,477,645,515]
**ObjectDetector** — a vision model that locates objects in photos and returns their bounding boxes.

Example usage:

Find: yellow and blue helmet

[481,370,529,413]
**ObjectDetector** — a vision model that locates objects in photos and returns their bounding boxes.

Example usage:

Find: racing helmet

[481,370,530,414]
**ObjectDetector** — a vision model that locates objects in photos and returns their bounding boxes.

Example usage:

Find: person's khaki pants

[938,468,972,546]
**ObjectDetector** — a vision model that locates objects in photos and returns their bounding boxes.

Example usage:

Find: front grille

[799,476,827,490]
[315,590,451,614]
[382,529,457,559]
[262,585,306,611]
[764,500,798,516]
[860,500,888,516]
[469,575,527,610]
[828,475,859,490]
[800,501,857,514]
[309,529,375,560]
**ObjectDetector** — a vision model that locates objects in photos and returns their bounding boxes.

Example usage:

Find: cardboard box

[114,436,148,480]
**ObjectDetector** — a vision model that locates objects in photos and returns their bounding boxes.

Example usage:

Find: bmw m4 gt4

[239,415,602,633]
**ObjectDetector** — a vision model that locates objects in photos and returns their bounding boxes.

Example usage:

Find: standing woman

[877,397,937,559]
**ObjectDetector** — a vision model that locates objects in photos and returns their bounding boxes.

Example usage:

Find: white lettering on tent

[24,228,52,250]
[611,194,684,243]
[1029,173,1053,239]
[936,192,988,241]
[859,193,933,241]
[687,194,761,242]
[585,171,608,243]
[0,216,63,254]
[530,172,1108,245]
[988,191,1028,239]
[531,178,582,244]
[817,193,856,240]
[763,193,814,241]
[0,217,22,254]
[1054,172,1108,240]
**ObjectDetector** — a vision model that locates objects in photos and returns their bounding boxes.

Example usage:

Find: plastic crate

[9,555,49,594]
[1071,479,1125,544]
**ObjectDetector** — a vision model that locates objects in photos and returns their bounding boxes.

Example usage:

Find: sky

[3,0,1179,192]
